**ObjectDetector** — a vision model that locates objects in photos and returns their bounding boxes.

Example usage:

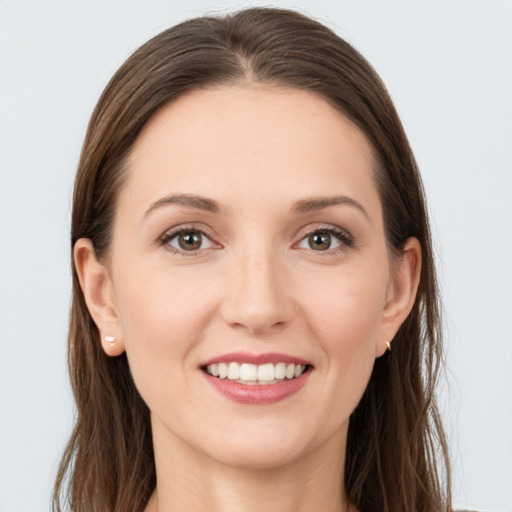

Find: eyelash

[298,225,354,252]
[158,225,354,256]
[159,226,218,256]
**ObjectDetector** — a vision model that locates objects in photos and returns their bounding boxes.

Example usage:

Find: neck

[145,416,353,512]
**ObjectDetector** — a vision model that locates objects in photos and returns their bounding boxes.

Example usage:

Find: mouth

[199,353,313,405]
[201,361,311,385]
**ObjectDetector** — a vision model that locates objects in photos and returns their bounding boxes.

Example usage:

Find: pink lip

[200,351,311,367]
[200,355,312,405]
[202,370,311,405]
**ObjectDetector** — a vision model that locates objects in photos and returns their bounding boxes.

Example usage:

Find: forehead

[123,85,380,218]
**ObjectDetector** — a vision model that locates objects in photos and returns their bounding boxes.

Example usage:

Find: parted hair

[53,7,451,512]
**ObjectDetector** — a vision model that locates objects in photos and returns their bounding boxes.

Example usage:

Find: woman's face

[87,85,418,469]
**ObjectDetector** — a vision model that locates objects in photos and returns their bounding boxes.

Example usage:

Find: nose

[220,246,293,335]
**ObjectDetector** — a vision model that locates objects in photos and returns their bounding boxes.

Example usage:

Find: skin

[75,85,421,512]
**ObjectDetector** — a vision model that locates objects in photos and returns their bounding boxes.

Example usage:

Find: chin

[197,421,333,470]
[210,441,308,470]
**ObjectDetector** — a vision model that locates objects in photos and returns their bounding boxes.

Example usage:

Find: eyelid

[294,224,354,250]
[159,224,221,255]
[157,222,353,255]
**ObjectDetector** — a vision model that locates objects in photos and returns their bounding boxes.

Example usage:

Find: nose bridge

[222,237,291,333]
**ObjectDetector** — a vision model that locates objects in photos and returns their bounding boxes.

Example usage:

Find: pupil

[310,233,331,250]
[179,232,201,250]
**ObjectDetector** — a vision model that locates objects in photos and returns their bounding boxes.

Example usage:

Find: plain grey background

[1,1,511,511]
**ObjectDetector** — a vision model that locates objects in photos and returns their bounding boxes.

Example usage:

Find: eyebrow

[144,193,370,221]
[291,195,370,220]
[144,194,221,218]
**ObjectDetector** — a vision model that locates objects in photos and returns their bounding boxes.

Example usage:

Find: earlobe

[74,238,125,356]
[375,237,422,357]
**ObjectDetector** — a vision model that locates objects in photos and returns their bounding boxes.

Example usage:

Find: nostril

[244,319,287,335]
[220,262,293,334]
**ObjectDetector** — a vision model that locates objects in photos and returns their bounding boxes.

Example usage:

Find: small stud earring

[105,336,115,344]
[385,341,392,352]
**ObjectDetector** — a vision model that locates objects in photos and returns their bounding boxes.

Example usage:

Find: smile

[204,362,308,385]
[200,353,313,405]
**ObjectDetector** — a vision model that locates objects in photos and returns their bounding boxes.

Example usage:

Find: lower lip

[202,368,311,405]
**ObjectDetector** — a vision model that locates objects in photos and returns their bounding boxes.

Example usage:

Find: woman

[53,7,451,512]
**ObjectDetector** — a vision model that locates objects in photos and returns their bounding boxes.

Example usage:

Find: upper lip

[200,352,312,367]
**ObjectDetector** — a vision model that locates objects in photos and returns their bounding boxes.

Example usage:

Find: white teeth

[274,362,286,379]
[258,363,275,382]
[228,362,240,380]
[205,362,308,384]
[239,363,258,381]
[218,362,228,379]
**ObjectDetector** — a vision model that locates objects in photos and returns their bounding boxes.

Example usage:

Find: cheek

[300,264,388,348]
[114,255,215,342]
[111,259,218,402]
[297,264,388,405]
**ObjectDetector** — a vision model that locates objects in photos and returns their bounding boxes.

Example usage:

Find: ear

[375,237,422,357]
[74,238,125,356]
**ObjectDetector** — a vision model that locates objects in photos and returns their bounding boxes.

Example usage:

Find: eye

[296,227,351,251]
[161,228,215,254]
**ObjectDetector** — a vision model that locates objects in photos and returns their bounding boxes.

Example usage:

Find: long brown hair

[53,7,451,512]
